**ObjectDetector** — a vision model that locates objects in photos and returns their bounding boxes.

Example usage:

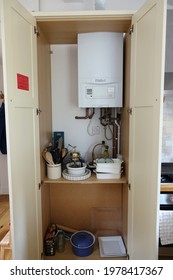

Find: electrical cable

[103,125,113,140]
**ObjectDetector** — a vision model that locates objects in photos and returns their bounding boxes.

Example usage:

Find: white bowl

[66,162,87,176]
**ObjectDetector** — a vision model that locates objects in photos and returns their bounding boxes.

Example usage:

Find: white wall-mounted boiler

[78,32,123,108]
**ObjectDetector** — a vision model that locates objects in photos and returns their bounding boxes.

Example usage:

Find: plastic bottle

[56,231,65,252]
[103,145,109,158]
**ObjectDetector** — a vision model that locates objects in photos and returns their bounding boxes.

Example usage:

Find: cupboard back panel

[49,183,123,234]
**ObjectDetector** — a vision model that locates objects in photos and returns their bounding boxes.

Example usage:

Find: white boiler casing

[78,32,123,108]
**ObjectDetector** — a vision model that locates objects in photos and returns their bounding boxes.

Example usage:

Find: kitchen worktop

[160,184,173,192]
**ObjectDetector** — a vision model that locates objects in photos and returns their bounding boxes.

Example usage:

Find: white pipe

[114,120,120,156]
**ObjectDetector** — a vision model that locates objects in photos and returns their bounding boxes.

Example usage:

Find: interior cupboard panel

[37,27,52,180]
[121,33,131,178]
[35,11,132,44]
[41,184,51,238]
[49,183,123,233]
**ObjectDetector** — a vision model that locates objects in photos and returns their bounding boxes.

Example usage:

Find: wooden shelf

[43,173,128,184]
[44,239,128,260]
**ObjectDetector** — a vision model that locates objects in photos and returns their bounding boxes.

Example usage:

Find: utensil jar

[47,163,61,179]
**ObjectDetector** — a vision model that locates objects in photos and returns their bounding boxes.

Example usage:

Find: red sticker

[17,73,29,91]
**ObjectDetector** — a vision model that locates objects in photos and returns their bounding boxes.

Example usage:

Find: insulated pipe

[114,120,120,156]
[112,124,117,158]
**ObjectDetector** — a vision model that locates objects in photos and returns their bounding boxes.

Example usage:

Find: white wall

[51,45,113,162]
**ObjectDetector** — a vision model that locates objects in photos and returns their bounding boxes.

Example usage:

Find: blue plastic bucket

[70,231,95,257]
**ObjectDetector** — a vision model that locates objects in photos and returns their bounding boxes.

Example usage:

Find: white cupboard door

[128,0,167,259]
[1,0,42,259]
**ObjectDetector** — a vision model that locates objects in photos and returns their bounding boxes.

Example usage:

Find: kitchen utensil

[62,148,68,159]
[45,151,54,165]
[57,136,62,150]
[42,150,54,165]
[70,231,95,257]
[42,150,47,162]
[56,224,77,233]
[50,136,63,164]
[50,148,61,164]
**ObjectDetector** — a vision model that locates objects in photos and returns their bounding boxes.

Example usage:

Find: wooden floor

[0,195,12,260]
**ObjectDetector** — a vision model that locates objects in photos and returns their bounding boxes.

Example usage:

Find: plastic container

[96,172,121,179]
[96,158,122,174]
[70,231,95,257]
[56,231,65,252]
[66,162,87,176]
[47,163,61,179]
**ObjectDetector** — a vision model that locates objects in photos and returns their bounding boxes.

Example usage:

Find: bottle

[56,231,65,253]
[103,145,109,158]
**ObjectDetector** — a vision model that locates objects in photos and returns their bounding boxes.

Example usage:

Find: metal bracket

[38,181,44,190]
[36,108,42,115]
[129,24,134,35]
[34,26,40,37]
[127,108,132,115]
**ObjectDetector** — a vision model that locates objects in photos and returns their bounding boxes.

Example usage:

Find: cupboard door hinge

[127,108,132,115]
[34,26,40,37]
[129,24,134,35]
[38,182,43,190]
[36,108,42,115]
[128,183,131,190]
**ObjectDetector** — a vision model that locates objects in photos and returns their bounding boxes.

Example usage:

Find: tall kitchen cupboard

[1,0,166,260]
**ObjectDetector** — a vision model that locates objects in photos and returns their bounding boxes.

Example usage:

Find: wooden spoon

[45,151,54,165]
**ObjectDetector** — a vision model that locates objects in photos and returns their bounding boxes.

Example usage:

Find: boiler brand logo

[95,78,106,83]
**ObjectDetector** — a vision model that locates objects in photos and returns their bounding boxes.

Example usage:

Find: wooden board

[35,11,132,44]
[49,183,123,233]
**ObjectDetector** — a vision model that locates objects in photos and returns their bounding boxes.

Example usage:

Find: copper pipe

[75,108,95,119]
[92,141,105,164]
